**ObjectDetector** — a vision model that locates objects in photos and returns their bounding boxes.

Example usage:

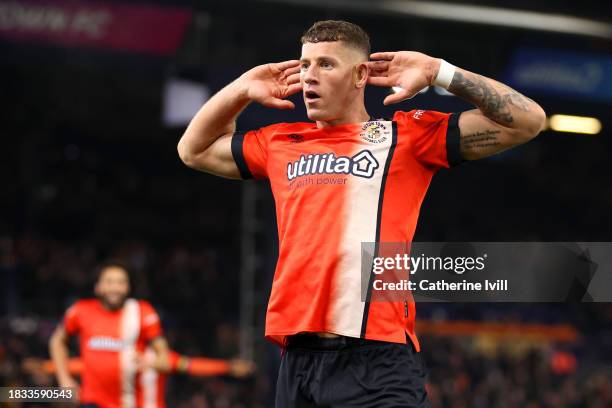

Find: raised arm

[367,51,546,160]
[446,67,546,160]
[177,60,302,178]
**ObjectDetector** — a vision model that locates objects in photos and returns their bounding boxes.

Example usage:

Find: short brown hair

[301,20,370,57]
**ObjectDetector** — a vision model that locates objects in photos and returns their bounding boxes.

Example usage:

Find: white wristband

[433,59,456,89]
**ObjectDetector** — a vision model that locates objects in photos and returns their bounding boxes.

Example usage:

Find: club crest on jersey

[287,150,379,181]
[360,121,388,144]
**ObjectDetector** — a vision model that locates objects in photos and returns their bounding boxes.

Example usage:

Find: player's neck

[316,106,370,128]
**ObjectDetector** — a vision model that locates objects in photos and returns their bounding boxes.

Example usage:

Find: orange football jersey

[232,110,462,350]
[63,298,163,408]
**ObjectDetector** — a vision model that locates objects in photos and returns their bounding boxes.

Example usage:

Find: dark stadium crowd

[0,314,263,407]
[2,3,611,404]
[1,124,611,407]
[0,233,265,406]
[2,233,611,406]
[2,315,611,407]
[423,336,611,408]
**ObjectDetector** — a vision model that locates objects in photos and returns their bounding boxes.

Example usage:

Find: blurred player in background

[25,350,255,407]
[49,261,170,408]
[178,20,546,407]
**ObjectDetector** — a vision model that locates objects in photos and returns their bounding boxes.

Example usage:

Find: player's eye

[320,61,333,68]
[300,63,309,71]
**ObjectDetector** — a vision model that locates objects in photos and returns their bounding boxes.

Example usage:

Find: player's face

[300,41,367,122]
[95,266,130,310]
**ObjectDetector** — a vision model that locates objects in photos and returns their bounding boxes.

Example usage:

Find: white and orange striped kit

[232,110,462,350]
[64,298,163,407]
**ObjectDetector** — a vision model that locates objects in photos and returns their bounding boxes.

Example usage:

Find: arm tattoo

[448,71,532,125]
[461,129,502,151]
[503,93,533,113]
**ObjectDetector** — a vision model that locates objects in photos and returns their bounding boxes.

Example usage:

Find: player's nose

[302,66,318,84]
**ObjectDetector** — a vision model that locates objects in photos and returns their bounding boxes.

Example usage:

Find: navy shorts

[275,334,430,407]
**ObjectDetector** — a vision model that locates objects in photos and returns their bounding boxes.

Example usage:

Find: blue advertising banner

[504,48,612,102]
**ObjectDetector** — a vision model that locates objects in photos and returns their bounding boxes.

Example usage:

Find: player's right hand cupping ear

[240,60,302,110]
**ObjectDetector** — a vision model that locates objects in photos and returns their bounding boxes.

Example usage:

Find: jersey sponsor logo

[360,121,388,144]
[88,336,126,351]
[287,150,379,181]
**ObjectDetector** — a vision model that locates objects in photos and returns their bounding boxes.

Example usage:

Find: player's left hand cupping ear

[367,51,438,105]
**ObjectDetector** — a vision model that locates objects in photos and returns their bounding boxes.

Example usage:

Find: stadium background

[1,0,611,406]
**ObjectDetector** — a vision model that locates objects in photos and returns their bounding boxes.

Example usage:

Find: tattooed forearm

[448,71,513,124]
[448,71,533,126]
[503,92,533,113]
[461,129,502,151]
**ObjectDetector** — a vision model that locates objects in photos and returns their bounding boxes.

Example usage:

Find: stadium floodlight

[262,0,612,40]
[381,1,612,39]
[548,114,602,135]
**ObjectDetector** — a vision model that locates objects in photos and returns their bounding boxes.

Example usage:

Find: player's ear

[354,62,369,89]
